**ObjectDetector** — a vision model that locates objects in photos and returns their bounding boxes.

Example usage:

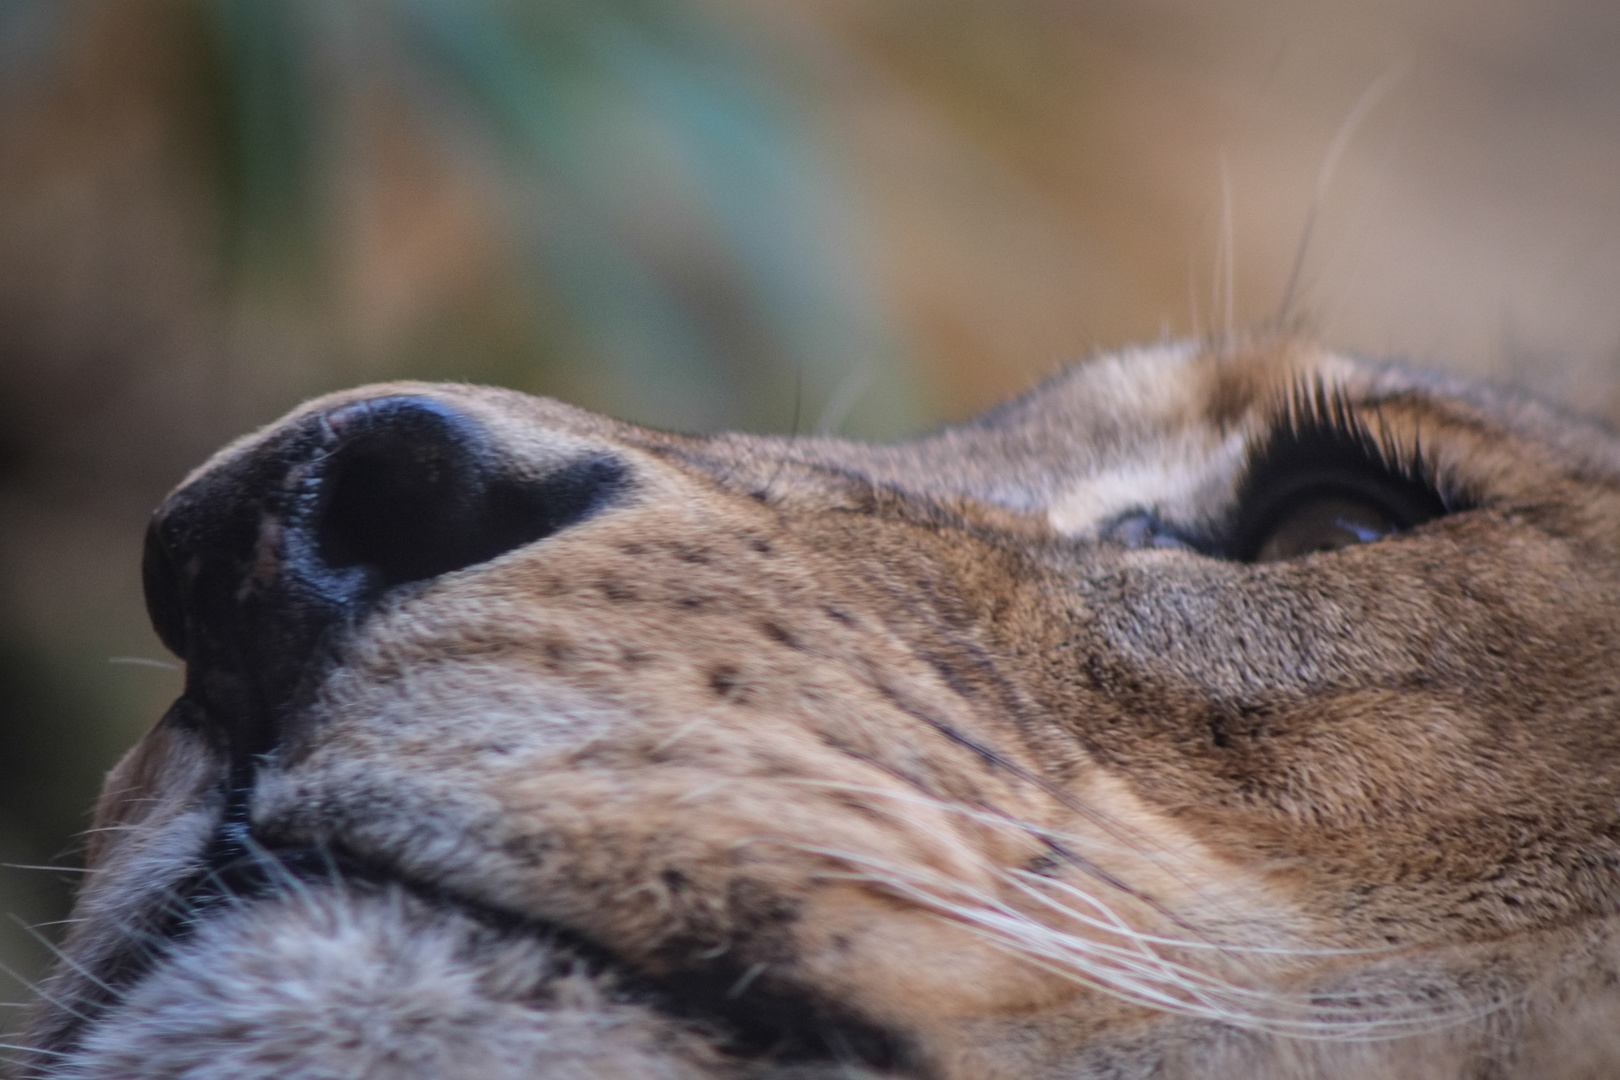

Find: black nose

[142,394,626,761]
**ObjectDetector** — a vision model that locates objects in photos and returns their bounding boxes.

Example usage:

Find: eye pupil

[1254,495,1397,562]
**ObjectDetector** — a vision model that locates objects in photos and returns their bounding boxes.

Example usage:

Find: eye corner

[1096,508,1218,555]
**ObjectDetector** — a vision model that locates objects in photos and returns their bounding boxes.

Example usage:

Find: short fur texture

[19,339,1620,1078]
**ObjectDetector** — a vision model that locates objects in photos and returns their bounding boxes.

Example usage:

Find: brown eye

[1252,494,1398,562]
[1225,386,1465,563]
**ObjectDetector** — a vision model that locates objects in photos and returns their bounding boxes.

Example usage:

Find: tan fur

[21,338,1620,1078]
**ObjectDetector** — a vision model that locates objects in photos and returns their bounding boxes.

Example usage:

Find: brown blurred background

[3,0,1620,1041]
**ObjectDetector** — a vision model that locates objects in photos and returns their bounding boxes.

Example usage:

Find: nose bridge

[142,393,628,773]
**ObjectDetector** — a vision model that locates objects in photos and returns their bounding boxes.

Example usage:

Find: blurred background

[4,0,1620,1042]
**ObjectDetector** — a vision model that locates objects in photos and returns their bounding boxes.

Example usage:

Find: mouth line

[80,833,910,1075]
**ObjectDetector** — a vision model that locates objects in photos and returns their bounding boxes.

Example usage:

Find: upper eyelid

[1262,381,1383,449]
[1246,383,1453,497]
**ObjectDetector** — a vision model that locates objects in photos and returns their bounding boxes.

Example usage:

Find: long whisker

[793,841,1501,1040]
[1276,62,1408,324]
[0,955,92,1025]
[785,776,1395,958]
[832,703,1243,945]
[6,914,117,998]
[0,1041,68,1058]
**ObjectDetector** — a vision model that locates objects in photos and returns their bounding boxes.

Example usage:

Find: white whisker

[1276,62,1408,323]
[783,776,1384,956]
[727,961,768,999]
[783,776,1205,871]
[6,914,116,998]
[106,656,181,671]
[1005,871,1385,959]
[0,955,92,1024]
[1218,153,1235,343]
[789,840,1500,1040]
[1,1041,67,1058]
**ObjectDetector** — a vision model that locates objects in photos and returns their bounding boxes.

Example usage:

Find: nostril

[312,398,627,591]
[316,425,470,586]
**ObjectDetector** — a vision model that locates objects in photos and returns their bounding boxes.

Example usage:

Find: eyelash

[1249,383,1434,493]
[1222,383,1469,561]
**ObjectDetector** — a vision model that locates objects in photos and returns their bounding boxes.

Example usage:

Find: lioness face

[21,340,1620,1079]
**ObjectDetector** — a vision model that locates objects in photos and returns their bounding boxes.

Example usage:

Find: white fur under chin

[54,884,732,1080]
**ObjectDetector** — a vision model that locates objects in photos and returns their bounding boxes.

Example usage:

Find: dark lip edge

[43,838,913,1077]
